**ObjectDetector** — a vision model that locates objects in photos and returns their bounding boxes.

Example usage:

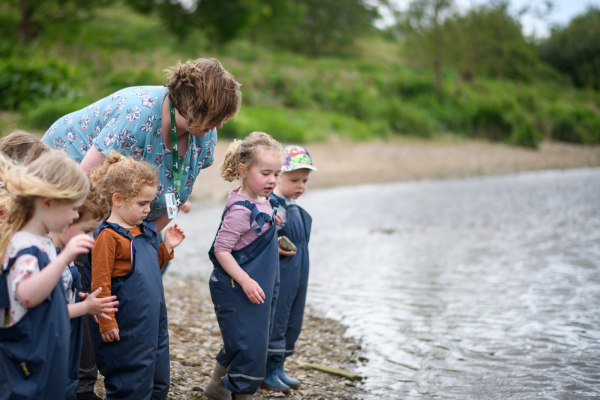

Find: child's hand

[62,233,95,263]
[164,224,185,251]
[239,276,265,304]
[101,328,120,343]
[80,287,118,322]
[179,201,191,213]
[278,248,296,257]
[275,214,283,226]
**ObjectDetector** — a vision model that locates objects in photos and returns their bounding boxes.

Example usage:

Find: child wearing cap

[263,145,317,392]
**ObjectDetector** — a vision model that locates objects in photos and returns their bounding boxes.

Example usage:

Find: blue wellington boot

[275,361,300,389]
[261,361,290,393]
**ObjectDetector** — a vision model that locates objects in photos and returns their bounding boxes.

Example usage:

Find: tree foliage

[396,0,538,84]
[540,7,600,90]
[397,0,456,88]
[4,0,113,44]
[444,3,538,81]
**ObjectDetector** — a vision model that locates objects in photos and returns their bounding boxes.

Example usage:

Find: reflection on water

[167,168,600,400]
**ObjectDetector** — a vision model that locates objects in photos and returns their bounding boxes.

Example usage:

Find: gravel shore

[94,279,366,399]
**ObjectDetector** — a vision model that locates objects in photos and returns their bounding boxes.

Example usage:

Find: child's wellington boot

[204,362,231,400]
[275,361,300,389]
[232,394,253,400]
[260,361,290,393]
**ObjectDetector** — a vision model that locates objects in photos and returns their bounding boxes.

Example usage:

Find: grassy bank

[1,5,599,149]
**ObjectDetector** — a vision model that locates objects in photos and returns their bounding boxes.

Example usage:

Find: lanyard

[169,100,189,199]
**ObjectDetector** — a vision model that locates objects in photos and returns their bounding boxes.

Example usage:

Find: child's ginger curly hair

[90,152,159,205]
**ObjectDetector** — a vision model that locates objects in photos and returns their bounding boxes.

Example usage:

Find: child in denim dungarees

[205,131,283,400]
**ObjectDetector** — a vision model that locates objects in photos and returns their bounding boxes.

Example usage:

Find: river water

[167,168,600,399]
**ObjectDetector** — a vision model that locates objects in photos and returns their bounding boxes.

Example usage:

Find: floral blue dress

[43,86,217,221]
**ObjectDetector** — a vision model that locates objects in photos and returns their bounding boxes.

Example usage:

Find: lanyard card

[165,193,178,220]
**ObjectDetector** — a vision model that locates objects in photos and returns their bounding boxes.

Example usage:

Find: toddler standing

[87,153,185,399]
[0,150,95,399]
[49,182,116,400]
[264,145,316,391]
[205,132,283,400]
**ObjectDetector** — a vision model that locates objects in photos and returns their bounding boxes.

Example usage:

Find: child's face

[58,216,103,249]
[115,185,157,226]
[277,169,311,200]
[44,197,86,234]
[240,149,282,200]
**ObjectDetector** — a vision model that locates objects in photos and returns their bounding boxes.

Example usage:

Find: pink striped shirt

[213,186,274,253]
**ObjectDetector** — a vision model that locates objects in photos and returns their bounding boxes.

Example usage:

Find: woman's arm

[80,145,107,173]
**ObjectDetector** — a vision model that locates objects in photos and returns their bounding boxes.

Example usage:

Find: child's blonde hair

[0,150,89,261]
[90,152,159,204]
[220,131,282,182]
[0,130,49,164]
[166,58,242,132]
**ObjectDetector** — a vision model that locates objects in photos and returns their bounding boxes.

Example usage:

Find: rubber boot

[232,394,253,400]
[275,360,300,389]
[204,362,231,400]
[260,361,290,393]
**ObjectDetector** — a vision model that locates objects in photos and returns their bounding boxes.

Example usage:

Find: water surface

[168,168,600,399]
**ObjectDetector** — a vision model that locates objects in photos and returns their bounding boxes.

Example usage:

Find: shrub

[509,120,541,149]
[386,100,437,137]
[222,106,373,142]
[21,97,93,132]
[550,105,600,144]
[471,101,514,141]
[0,53,74,110]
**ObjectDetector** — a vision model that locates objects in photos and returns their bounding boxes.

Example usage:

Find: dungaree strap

[0,247,51,308]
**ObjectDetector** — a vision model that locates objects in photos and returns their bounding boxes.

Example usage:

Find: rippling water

[167,168,600,399]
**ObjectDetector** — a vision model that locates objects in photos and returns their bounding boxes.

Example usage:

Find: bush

[509,120,541,149]
[0,52,75,110]
[550,105,600,144]
[221,106,373,143]
[471,101,514,141]
[387,100,437,137]
[21,97,93,132]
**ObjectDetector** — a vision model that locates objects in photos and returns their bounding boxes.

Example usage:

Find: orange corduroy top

[91,226,173,332]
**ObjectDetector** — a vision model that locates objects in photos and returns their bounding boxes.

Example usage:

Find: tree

[6,0,113,44]
[248,0,378,56]
[395,0,456,88]
[540,7,600,90]
[444,3,538,82]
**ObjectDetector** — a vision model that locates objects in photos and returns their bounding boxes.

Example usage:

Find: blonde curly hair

[220,132,282,182]
[166,58,242,131]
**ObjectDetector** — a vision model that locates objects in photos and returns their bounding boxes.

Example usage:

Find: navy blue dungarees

[267,195,312,364]
[208,195,280,394]
[65,260,84,400]
[87,221,169,400]
[0,247,70,400]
